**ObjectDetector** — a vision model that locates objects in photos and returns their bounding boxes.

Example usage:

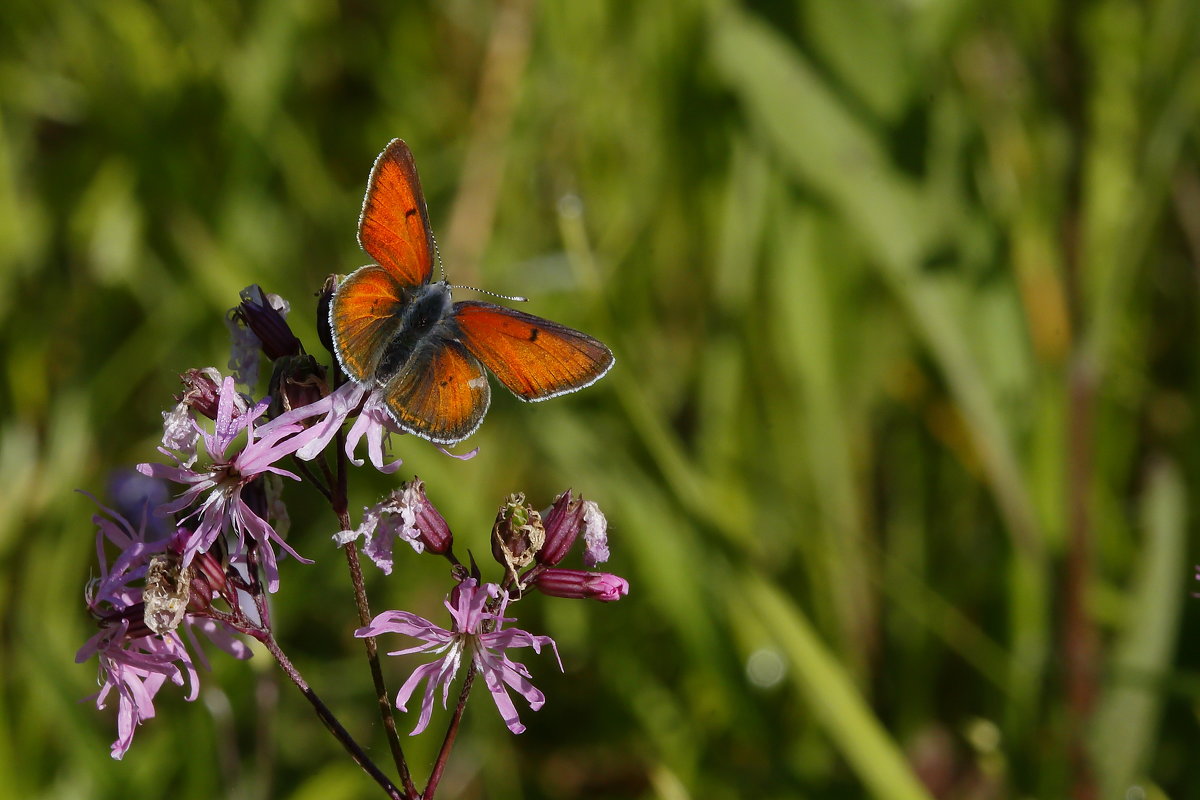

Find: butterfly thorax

[375,282,454,381]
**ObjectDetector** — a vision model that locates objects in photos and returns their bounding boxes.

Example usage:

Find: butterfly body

[329,139,614,445]
[373,280,455,380]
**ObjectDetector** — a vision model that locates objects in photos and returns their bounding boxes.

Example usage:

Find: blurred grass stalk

[711,0,1048,713]
[1090,459,1185,799]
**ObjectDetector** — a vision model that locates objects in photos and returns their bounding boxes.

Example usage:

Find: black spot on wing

[528,327,539,342]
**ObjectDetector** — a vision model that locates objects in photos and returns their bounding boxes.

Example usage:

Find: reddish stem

[424,663,478,800]
[328,390,416,798]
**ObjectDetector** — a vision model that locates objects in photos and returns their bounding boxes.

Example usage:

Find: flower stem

[332,421,416,798]
[260,631,404,800]
[424,663,477,800]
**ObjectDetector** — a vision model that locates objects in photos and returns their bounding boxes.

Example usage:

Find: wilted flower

[176,367,230,421]
[581,500,610,567]
[492,493,544,582]
[159,368,230,466]
[356,579,560,735]
[335,477,454,573]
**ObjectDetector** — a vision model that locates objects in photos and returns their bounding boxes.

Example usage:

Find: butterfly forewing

[329,265,409,382]
[358,139,436,288]
[381,338,491,444]
[452,301,615,401]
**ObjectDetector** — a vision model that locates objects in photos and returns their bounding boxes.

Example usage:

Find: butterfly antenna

[432,232,447,282]
[433,231,526,302]
[448,284,529,303]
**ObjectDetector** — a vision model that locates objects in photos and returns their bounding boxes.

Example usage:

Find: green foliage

[3,0,1200,797]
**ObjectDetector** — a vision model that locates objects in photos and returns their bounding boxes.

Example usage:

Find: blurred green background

[3,0,1200,797]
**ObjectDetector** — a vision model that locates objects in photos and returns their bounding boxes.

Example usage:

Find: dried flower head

[491,493,544,584]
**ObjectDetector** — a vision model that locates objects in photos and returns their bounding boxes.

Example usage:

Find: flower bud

[188,548,231,606]
[176,368,224,420]
[492,493,545,580]
[533,568,629,602]
[536,490,584,567]
[268,354,328,417]
[404,477,453,555]
[232,284,302,360]
[101,605,155,640]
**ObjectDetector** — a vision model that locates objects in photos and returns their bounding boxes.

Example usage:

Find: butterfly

[328,139,615,445]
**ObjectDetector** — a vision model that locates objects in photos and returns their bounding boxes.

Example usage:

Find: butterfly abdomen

[375,282,454,381]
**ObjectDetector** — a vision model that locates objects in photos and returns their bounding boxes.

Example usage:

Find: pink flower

[271,381,405,474]
[77,620,198,759]
[76,496,250,759]
[356,580,560,735]
[138,376,323,591]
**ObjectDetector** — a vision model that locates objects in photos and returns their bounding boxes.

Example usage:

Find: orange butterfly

[328,139,615,445]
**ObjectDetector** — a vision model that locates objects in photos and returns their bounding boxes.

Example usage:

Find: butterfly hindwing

[380,337,491,444]
[329,265,409,383]
[358,139,436,288]
[452,301,615,402]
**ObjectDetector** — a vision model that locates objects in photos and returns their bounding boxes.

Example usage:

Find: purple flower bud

[533,569,629,602]
[537,490,584,567]
[406,478,453,555]
[231,284,302,361]
[176,368,225,420]
[103,604,156,640]
[189,548,231,605]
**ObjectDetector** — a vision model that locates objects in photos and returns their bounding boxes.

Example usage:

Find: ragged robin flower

[138,375,324,591]
[356,579,560,735]
[75,495,249,759]
[270,380,406,474]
